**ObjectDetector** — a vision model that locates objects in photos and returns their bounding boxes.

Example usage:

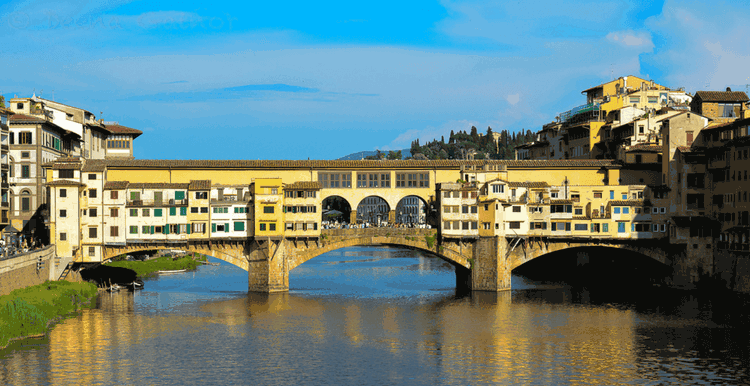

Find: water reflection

[1,247,749,385]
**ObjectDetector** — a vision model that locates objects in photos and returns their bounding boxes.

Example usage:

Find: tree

[387,150,402,160]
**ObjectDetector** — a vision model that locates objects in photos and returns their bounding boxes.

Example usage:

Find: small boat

[156,269,188,274]
[125,280,144,291]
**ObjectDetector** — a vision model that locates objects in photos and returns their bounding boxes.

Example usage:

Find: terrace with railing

[559,102,602,125]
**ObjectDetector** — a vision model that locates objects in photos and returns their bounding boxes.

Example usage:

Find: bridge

[44,157,707,292]
[104,228,677,292]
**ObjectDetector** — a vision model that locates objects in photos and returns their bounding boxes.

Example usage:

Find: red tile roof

[694,91,749,103]
[45,180,86,187]
[284,181,321,190]
[104,181,129,190]
[90,159,621,170]
[626,144,662,153]
[101,123,143,138]
[9,114,46,124]
[188,180,211,190]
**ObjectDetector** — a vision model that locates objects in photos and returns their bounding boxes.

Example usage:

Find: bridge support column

[388,210,396,224]
[471,236,511,291]
[248,239,290,293]
[350,210,357,224]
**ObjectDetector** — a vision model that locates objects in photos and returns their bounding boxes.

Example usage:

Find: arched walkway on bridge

[356,196,390,225]
[321,195,352,223]
[394,195,428,226]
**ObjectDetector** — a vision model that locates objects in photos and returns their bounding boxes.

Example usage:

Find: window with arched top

[20,190,32,212]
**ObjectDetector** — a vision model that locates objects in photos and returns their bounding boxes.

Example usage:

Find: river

[1,246,749,385]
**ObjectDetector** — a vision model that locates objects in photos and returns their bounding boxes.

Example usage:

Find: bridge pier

[248,239,290,293]
[471,236,511,292]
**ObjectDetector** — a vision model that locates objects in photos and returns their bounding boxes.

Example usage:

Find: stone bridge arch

[507,237,672,272]
[104,242,253,271]
[287,228,470,271]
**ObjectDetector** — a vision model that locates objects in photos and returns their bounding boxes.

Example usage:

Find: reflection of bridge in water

[106,228,674,293]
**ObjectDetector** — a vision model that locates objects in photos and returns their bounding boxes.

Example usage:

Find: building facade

[5,96,142,241]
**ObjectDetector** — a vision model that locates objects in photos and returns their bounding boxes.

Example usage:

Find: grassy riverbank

[106,254,206,278]
[0,281,98,350]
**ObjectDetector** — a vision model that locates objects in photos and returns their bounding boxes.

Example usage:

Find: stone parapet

[0,246,55,296]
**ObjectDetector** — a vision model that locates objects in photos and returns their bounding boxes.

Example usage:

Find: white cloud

[606,30,654,49]
[506,93,520,105]
[642,0,750,92]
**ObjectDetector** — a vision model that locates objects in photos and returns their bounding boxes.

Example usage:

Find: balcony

[560,102,602,124]
[127,199,188,207]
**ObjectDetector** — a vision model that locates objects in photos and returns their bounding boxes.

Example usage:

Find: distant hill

[338,149,411,160]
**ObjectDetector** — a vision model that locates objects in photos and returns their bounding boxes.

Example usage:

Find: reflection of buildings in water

[345,304,364,345]
[0,339,49,385]
[396,196,426,224]
[49,292,151,385]
[357,197,389,224]
[413,291,640,384]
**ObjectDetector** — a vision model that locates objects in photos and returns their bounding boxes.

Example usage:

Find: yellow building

[283,181,321,237]
[253,178,283,238]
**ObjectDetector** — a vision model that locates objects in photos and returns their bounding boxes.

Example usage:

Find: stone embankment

[0,246,57,297]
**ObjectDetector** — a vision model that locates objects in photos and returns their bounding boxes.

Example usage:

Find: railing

[560,102,601,123]
[126,199,188,207]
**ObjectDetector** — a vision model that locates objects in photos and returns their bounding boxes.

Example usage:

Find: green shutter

[150,226,155,234]
[154,209,162,217]
[212,223,216,233]
[175,191,185,200]
[164,225,170,235]
[180,207,187,216]
[186,224,191,234]
[225,223,229,233]
[234,221,244,231]
[170,207,176,216]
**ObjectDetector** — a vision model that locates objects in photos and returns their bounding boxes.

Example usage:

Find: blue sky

[1,0,749,159]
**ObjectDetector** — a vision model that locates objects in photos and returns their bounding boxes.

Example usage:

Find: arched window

[20,190,32,213]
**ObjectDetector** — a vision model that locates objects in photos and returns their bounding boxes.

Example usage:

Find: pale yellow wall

[254,178,284,237]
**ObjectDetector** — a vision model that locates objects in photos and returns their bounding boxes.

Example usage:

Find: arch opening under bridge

[510,243,672,286]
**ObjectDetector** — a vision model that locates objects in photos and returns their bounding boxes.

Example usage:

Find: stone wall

[0,246,55,296]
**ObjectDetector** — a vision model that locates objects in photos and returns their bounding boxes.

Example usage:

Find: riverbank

[105,254,206,278]
[0,281,98,350]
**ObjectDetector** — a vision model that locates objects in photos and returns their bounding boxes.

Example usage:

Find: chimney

[726,87,732,92]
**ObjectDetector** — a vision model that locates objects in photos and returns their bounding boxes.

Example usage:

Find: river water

[2,246,750,385]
